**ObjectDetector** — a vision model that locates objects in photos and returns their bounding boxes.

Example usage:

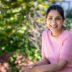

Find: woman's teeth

[51,26,57,28]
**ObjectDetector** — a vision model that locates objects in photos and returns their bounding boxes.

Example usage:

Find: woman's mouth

[50,25,57,28]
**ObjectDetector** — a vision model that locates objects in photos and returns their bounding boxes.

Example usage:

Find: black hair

[46,4,65,20]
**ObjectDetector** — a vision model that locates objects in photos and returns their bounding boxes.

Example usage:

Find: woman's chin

[50,29,58,33]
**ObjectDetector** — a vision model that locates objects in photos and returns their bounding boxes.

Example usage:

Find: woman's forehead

[47,10,62,17]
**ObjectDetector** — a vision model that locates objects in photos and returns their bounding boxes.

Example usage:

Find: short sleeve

[60,36,72,62]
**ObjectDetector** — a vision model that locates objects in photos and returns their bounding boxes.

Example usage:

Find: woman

[23,4,72,72]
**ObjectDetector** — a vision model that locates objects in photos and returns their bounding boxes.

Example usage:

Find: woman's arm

[32,58,50,67]
[31,59,68,72]
[23,58,50,72]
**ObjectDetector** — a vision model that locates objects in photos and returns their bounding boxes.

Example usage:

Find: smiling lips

[50,25,58,29]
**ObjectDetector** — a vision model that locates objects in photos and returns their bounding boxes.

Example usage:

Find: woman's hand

[0,62,9,72]
[20,64,33,72]
[31,65,45,72]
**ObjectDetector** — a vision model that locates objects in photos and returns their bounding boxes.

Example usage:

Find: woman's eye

[56,17,61,20]
[48,18,52,20]
[47,17,62,21]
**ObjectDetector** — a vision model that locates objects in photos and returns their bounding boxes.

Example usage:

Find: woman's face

[46,10,64,33]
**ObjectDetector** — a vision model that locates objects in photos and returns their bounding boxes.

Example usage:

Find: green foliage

[0,0,49,61]
[0,0,41,71]
[66,9,72,18]
[65,18,72,30]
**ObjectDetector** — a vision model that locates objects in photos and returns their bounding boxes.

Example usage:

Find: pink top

[42,29,72,72]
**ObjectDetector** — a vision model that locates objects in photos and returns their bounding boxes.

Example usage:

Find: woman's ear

[63,18,66,28]
[64,17,66,21]
[63,17,66,24]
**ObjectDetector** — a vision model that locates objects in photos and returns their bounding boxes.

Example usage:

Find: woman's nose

[51,19,56,26]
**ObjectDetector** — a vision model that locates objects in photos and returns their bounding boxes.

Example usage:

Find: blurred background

[0,0,72,71]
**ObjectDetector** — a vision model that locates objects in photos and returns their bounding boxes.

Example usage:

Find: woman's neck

[51,29,64,37]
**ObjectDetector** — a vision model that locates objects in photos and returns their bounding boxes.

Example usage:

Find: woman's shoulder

[69,31,72,35]
[68,30,72,38]
[64,30,72,39]
[42,29,49,35]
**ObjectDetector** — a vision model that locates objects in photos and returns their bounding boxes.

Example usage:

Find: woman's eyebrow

[56,16,62,18]
[47,15,52,17]
[48,16,61,18]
